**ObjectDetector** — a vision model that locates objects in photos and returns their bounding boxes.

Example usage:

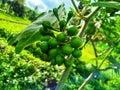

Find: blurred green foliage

[0,0,120,90]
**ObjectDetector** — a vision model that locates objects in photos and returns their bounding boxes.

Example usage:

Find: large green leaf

[92,1,120,9]
[15,29,41,53]
[8,4,65,54]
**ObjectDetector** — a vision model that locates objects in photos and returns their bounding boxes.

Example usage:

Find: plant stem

[78,21,86,37]
[91,40,98,68]
[55,61,73,90]
[78,72,94,90]
[97,47,112,57]
[78,47,113,90]
[78,7,100,37]
[71,0,79,12]
[98,48,113,68]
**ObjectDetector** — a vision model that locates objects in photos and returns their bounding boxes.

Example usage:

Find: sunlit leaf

[15,30,41,53]
[92,1,120,9]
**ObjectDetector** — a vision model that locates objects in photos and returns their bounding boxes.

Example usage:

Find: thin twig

[91,40,98,57]
[97,47,112,57]
[91,40,98,68]
[71,0,79,12]
[78,72,94,90]
[98,48,113,69]
[85,7,100,19]
[77,20,87,38]
[99,66,117,71]
[78,7,100,37]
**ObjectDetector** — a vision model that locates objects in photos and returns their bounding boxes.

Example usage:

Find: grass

[0,10,31,34]
[0,10,30,24]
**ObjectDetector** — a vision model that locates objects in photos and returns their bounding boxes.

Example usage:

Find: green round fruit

[39,27,47,35]
[38,51,44,58]
[55,55,64,66]
[85,28,96,35]
[68,11,73,18]
[40,41,48,52]
[42,21,51,28]
[40,27,54,36]
[61,44,73,55]
[70,37,82,48]
[67,11,73,22]
[53,8,58,15]
[59,20,66,31]
[48,38,58,48]
[56,32,67,42]
[72,49,82,58]
[41,53,49,61]
[85,22,96,35]
[51,59,56,65]
[40,35,50,41]
[49,48,58,59]
[64,59,73,67]
[67,26,79,36]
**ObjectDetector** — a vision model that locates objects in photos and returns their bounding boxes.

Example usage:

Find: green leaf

[8,4,65,54]
[8,33,20,45]
[92,1,120,9]
[15,30,41,54]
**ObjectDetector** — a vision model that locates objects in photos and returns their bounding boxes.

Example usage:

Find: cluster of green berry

[36,8,83,67]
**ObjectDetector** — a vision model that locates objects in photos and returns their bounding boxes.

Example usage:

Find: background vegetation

[0,0,120,90]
